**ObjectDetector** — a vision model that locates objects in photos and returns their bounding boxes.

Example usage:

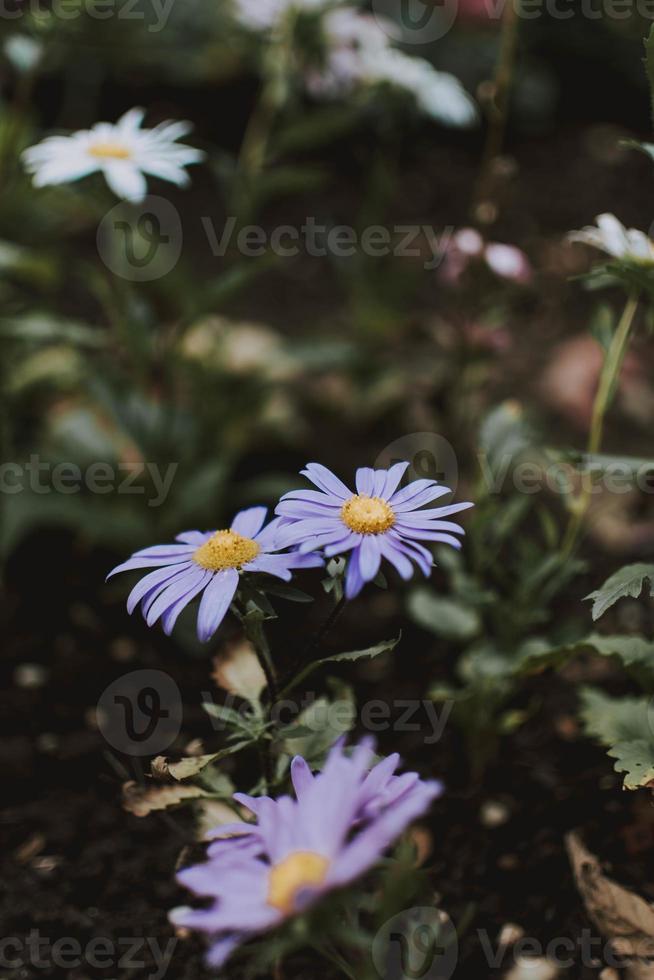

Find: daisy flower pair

[22,108,204,203]
[108,461,473,642]
[170,738,441,968]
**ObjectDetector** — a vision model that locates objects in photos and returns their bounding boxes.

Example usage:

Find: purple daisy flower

[107,507,323,642]
[170,739,441,968]
[274,462,473,599]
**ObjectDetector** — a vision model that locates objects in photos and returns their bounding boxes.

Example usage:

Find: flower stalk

[561,293,640,557]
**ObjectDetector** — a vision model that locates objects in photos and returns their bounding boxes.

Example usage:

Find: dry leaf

[566,832,654,978]
[122,780,208,817]
[151,753,221,781]
[212,639,267,702]
[195,799,241,841]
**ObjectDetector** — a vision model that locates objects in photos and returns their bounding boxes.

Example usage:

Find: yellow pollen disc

[193,530,260,571]
[87,142,132,160]
[267,852,330,915]
[341,494,395,535]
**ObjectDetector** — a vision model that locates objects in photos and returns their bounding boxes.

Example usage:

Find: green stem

[278,594,347,696]
[243,612,279,705]
[234,12,296,215]
[473,0,521,222]
[240,606,278,791]
[561,293,639,557]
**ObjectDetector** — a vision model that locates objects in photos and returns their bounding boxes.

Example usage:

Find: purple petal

[146,566,207,627]
[253,516,287,551]
[291,757,315,799]
[323,530,362,557]
[358,535,382,581]
[395,517,465,533]
[231,506,268,538]
[206,935,244,970]
[245,554,293,581]
[107,554,192,579]
[162,569,213,635]
[380,462,409,500]
[388,534,433,576]
[288,552,324,569]
[276,500,344,520]
[278,490,342,509]
[196,568,239,642]
[131,543,195,559]
[388,482,452,511]
[176,530,209,545]
[372,471,388,496]
[396,527,463,548]
[329,780,441,887]
[345,548,365,600]
[402,501,473,520]
[300,463,352,500]
[379,538,414,580]
[355,468,375,495]
[126,564,186,614]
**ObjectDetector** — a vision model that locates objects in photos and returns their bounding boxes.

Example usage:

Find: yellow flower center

[341,495,395,534]
[267,851,330,915]
[87,142,132,160]
[193,530,260,571]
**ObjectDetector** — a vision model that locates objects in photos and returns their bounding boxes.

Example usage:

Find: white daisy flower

[22,108,205,203]
[233,0,330,30]
[569,213,654,266]
[308,8,477,128]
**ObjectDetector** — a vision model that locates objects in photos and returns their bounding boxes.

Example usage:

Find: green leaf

[580,688,653,747]
[153,752,231,781]
[519,633,654,674]
[581,689,654,789]
[202,702,251,730]
[258,582,314,604]
[0,312,105,347]
[609,740,654,790]
[408,589,481,641]
[585,564,654,620]
[478,400,532,477]
[279,690,357,764]
[284,635,400,694]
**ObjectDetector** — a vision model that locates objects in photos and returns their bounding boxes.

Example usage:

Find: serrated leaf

[580,688,653,747]
[202,702,249,729]
[122,781,209,817]
[152,752,227,781]
[609,740,654,790]
[285,635,400,693]
[585,564,654,620]
[519,633,654,674]
[580,689,654,790]
[279,690,357,763]
[408,589,480,641]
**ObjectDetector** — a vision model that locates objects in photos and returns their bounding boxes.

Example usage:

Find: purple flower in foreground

[275,462,473,599]
[170,739,441,968]
[107,507,322,642]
